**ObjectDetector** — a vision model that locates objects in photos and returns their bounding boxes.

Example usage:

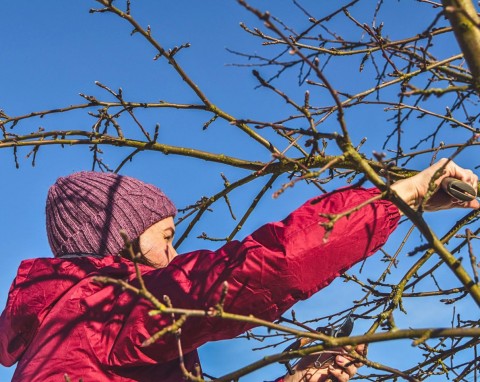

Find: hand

[283,344,367,382]
[390,158,479,212]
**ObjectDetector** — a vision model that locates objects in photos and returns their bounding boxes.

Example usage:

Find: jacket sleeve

[108,187,400,366]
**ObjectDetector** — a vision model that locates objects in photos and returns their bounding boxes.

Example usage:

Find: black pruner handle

[441,177,477,202]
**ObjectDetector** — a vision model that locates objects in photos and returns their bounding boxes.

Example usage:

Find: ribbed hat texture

[46,172,176,257]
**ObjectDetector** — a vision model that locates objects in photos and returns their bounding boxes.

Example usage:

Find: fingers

[286,346,366,382]
[333,356,358,378]
[336,344,367,360]
[413,159,479,211]
[390,158,478,212]
[327,363,354,382]
[441,160,479,209]
[436,159,478,190]
[352,343,368,356]
[324,344,365,382]
[447,161,477,187]
[452,197,480,210]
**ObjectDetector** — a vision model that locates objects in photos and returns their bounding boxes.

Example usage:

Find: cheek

[147,248,169,268]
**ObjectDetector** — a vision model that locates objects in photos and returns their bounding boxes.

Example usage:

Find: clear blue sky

[1,1,478,381]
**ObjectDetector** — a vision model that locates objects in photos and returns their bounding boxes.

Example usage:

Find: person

[0,159,477,382]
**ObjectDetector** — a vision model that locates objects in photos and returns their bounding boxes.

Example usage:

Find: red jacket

[0,188,399,381]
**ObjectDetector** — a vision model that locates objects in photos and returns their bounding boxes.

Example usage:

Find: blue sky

[1,1,479,381]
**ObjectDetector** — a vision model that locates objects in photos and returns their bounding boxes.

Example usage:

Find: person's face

[138,217,178,268]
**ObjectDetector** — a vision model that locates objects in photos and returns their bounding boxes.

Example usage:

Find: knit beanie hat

[46,171,177,257]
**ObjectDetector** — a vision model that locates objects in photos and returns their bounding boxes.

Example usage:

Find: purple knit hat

[46,171,176,257]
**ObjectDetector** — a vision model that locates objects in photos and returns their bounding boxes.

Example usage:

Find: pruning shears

[280,315,355,376]
[441,177,477,202]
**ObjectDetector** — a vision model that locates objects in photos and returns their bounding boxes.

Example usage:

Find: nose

[167,244,178,261]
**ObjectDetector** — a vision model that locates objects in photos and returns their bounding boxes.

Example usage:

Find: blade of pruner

[316,315,354,338]
[332,315,354,337]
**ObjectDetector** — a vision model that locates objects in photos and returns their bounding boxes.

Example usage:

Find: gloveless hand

[390,158,479,212]
[282,344,367,382]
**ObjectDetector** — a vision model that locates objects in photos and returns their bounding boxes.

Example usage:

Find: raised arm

[110,187,399,365]
[109,159,479,367]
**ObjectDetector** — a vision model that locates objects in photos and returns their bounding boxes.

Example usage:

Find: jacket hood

[0,256,105,366]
